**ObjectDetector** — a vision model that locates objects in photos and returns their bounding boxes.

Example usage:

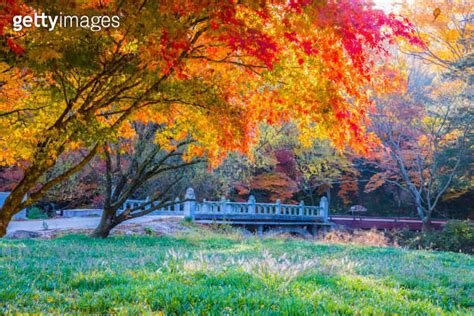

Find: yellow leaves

[68,141,82,151]
[442,189,470,201]
[433,7,441,21]
[297,123,329,148]
[117,121,136,140]
[400,0,472,72]
[0,69,70,166]
[28,48,62,65]
[429,79,465,99]
[418,134,430,147]
[155,128,179,151]
[439,130,461,145]
[0,63,29,110]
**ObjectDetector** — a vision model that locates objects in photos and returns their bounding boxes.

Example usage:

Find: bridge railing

[195,199,325,218]
[118,187,329,222]
[118,197,183,215]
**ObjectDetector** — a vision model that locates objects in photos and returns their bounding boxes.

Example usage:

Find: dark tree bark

[89,124,201,238]
[422,217,433,231]
[90,210,117,238]
[0,146,98,236]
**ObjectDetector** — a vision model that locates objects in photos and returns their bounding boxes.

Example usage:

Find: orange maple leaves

[1,0,424,167]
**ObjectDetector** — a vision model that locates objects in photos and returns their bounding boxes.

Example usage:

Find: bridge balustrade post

[299,201,305,216]
[276,199,281,215]
[248,195,256,214]
[184,188,196,220]
[202,199,208,213]
[320,196,329,222]
[220,197,227,214]
[145,196,150,210]
[227,199,232,213]
[174,197,180,213]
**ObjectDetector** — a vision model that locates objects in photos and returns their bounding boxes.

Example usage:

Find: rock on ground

[4,218,189,239]
[111,218,189,236]
[5,230,43,239]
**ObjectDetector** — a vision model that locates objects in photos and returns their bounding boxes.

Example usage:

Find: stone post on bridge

[248,195,256,214]
[184,188,196,220]
[320,196,329,222]
[174,197,180,213]
[299,200,305,216]
[220,197,228,214]
[275,199,281,215]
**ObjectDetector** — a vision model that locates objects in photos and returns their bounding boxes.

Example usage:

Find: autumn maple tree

[362,0,472,229]
[366,76,471,229]
[0,0,422,236]
[400,0,472,83]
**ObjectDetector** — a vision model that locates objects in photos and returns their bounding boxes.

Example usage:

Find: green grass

[0,229,473,315]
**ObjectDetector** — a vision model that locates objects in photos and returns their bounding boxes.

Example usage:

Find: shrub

[393,220,474,254]
[144,227,154,235]
[322,227,395,247]
[429,220,473,254]
[27,207,48,219]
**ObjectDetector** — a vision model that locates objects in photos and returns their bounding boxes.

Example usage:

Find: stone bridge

[120,188,332,237]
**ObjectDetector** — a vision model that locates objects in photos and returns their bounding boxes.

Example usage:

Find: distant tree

[366,76,471,229]
[362,0,473,229]
[293,140,357,206]
[38,152,105,211]
[221,124,357,205]
[92,123,200,238]
[0,166,22,192]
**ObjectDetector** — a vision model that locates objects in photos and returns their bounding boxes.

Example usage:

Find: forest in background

[0,0,472,235]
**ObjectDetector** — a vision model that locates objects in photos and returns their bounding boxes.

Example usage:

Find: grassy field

[0,228,473,315]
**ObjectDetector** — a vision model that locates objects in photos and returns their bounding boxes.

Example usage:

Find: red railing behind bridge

[329,215,447,231]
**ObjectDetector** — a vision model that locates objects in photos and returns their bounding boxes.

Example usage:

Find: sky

[373,0,401,13]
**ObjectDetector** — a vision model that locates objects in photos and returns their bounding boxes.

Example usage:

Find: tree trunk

[422,214,432,232]
[415,200,432,231]
[90,211,118,238]
[0,211,11,237]
[0,189,28,237]
[0,153,63,237]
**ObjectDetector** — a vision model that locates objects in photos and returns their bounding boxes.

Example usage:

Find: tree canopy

[0,0,423,235]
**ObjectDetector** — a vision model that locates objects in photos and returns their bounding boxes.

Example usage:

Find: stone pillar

[220,197,227,214]
[174,197,180,213]
[320,196,329,222]
[248,195,256,214]
[299,200,305,216]
[145,196,150,210]
[275,199,281,215]
[184,188,196,220]
[202,199,209,213]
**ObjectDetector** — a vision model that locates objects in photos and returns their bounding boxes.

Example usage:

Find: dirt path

[7,215,183,233]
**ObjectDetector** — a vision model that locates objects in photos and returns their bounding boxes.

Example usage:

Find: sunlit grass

[0,230,472,314]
